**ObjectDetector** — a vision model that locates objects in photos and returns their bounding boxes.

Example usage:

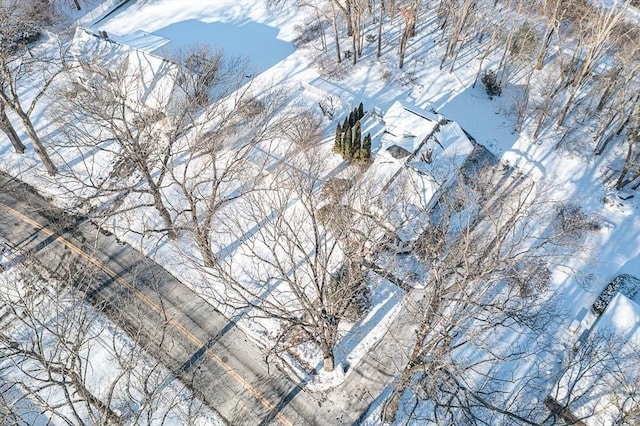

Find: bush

[321,178,353,203]
[509,22,538,59]
[592,274,640,314]
[481,70,502,99]
[317,204,352,234]
[328,263,370,322]
[318,95,338,119]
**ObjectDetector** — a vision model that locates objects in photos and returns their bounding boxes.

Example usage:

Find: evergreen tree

[363,133,371,159]
[334,123,343,153]
[353,120,362,157]
[349,110,355,127]
[358,102,364,120]
[343,126,352,159]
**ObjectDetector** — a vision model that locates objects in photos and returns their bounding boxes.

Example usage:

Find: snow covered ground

[0,0,638,423]
[0,241,222,425]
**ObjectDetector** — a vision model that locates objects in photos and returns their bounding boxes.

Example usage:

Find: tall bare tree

[171,86,292,268]
[55,42,252,240]
[381,160,592,423]
[207,146,388,372]
[545,329,640,425]
[0,1,60,175]
[555,0,632,127]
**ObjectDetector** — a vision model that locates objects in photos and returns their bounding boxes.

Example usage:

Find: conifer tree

[349,110,355,127]
[358,102,364,120]
[334,123,343,153]
[353,120,362,157]
[343,125,352,159]
[363,133,371,159]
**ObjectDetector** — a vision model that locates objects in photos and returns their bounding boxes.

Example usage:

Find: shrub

[592,274,640,314]
[481,70,502,99]
[321,178,353,203]
[509,22,538,59]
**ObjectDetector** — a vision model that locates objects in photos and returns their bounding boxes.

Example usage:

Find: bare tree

[614,108,640,190]
[398,0,421,69]
[381,160,589,423]
[0,101,25,153]
[171,87,292,268]
[207,146,387,372]
[545,329,640,425]
[438,0,480,71]
[0,250,211,425]
[54,41,252,241]
[0,1,60,175]
[555,0,632,127]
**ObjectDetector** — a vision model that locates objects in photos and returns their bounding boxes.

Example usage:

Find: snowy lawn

[0,0,638,414]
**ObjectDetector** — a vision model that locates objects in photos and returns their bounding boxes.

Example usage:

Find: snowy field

[0,0,639,423]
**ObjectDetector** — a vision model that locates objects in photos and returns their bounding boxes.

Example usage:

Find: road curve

[0,172,339,425]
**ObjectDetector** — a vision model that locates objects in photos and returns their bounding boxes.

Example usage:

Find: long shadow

[174,305,250,375]
[257,382,306,426]
[20,214,89,258]
[152,19,294,76]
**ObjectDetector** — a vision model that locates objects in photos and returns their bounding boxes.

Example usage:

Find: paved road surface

[0,171,418,425]
[0,173,335,425]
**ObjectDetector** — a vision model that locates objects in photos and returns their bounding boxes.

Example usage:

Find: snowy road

[0,172,333,425]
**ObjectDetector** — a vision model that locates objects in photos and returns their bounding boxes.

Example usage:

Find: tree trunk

[195,225,216,267]
[535,27,554,70]
[345,0,354,36]
[614,138,636,190]
[351,27,357,65]
[596,79,616,111]
[323,351,335,372]
[331,3,342,63]
[0,108,26,154]
[383,387,404,423]
[399,29,408,69]
[377,0,384,58]
[19,112,57,175]
[556,89,577,127]
[149,181,176,239]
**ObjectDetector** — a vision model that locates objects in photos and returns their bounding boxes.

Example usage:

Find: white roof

[551,293,640,425]
[366,101,475,242]
[379,100,438,157]
[70,27,181,111]
[594,292,640,345]
[107,30,171,54]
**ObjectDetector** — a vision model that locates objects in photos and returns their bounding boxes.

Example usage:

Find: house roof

[107,30,171,54]
[69,27,181,111]
[594,292,640,344]
[361,100,475,242]
[550,293,640,425]
[378,100,439,157]
[387,144,411,159]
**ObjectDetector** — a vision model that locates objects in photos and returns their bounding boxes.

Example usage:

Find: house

[377,100,440,160]
[546,292,640,425]
[68,27,186,113]
[356,100,478,243]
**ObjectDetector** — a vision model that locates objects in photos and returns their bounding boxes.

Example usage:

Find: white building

[547,292,640,425]
[69,27,185,113]
[361,100,477,242]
